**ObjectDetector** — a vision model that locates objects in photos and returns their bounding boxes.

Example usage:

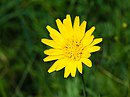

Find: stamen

[64,39,83,60]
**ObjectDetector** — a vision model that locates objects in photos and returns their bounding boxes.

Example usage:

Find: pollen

[63,39,83,60]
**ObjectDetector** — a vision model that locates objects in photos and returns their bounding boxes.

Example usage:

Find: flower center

[63,39,83,60]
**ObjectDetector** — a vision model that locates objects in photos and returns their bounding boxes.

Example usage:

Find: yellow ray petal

[48,59,61,73]
[66,15,72,24]
[82,51,91,59]
[56,19,69,38]
[89,38,103,46]
[73,16,80,29]
[76,61,82,74]
[65,14,73,30]
[41,39,61,48]
[46,25,64,44]
[64,60,73,78]
[71,63,76,77]
[85,26,95,37]
[44,49,63,55]
[82,35,94,47]
[79,21,87,40]
[56,58,69,71]
[86,46,101,53]
[43,55,63,62]
[80,21,87,32]
[81,58,92,67]
[73,16,86,41]
[63,18,73,37]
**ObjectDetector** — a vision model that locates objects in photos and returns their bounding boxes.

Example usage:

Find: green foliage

[0,0,130,97]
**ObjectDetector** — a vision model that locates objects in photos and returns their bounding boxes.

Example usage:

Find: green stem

[81,72,87,97]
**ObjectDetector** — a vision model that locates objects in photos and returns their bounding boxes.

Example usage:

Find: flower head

[122,22,128,28]
[41,14,103,78]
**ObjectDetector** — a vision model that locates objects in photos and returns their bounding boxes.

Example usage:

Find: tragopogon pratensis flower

[41,14,103,78]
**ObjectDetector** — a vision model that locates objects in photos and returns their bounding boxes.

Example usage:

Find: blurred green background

[0,0,130,97]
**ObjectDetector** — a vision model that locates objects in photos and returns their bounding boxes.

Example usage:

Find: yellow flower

[122,22,128,28]
[41,14,103,78]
